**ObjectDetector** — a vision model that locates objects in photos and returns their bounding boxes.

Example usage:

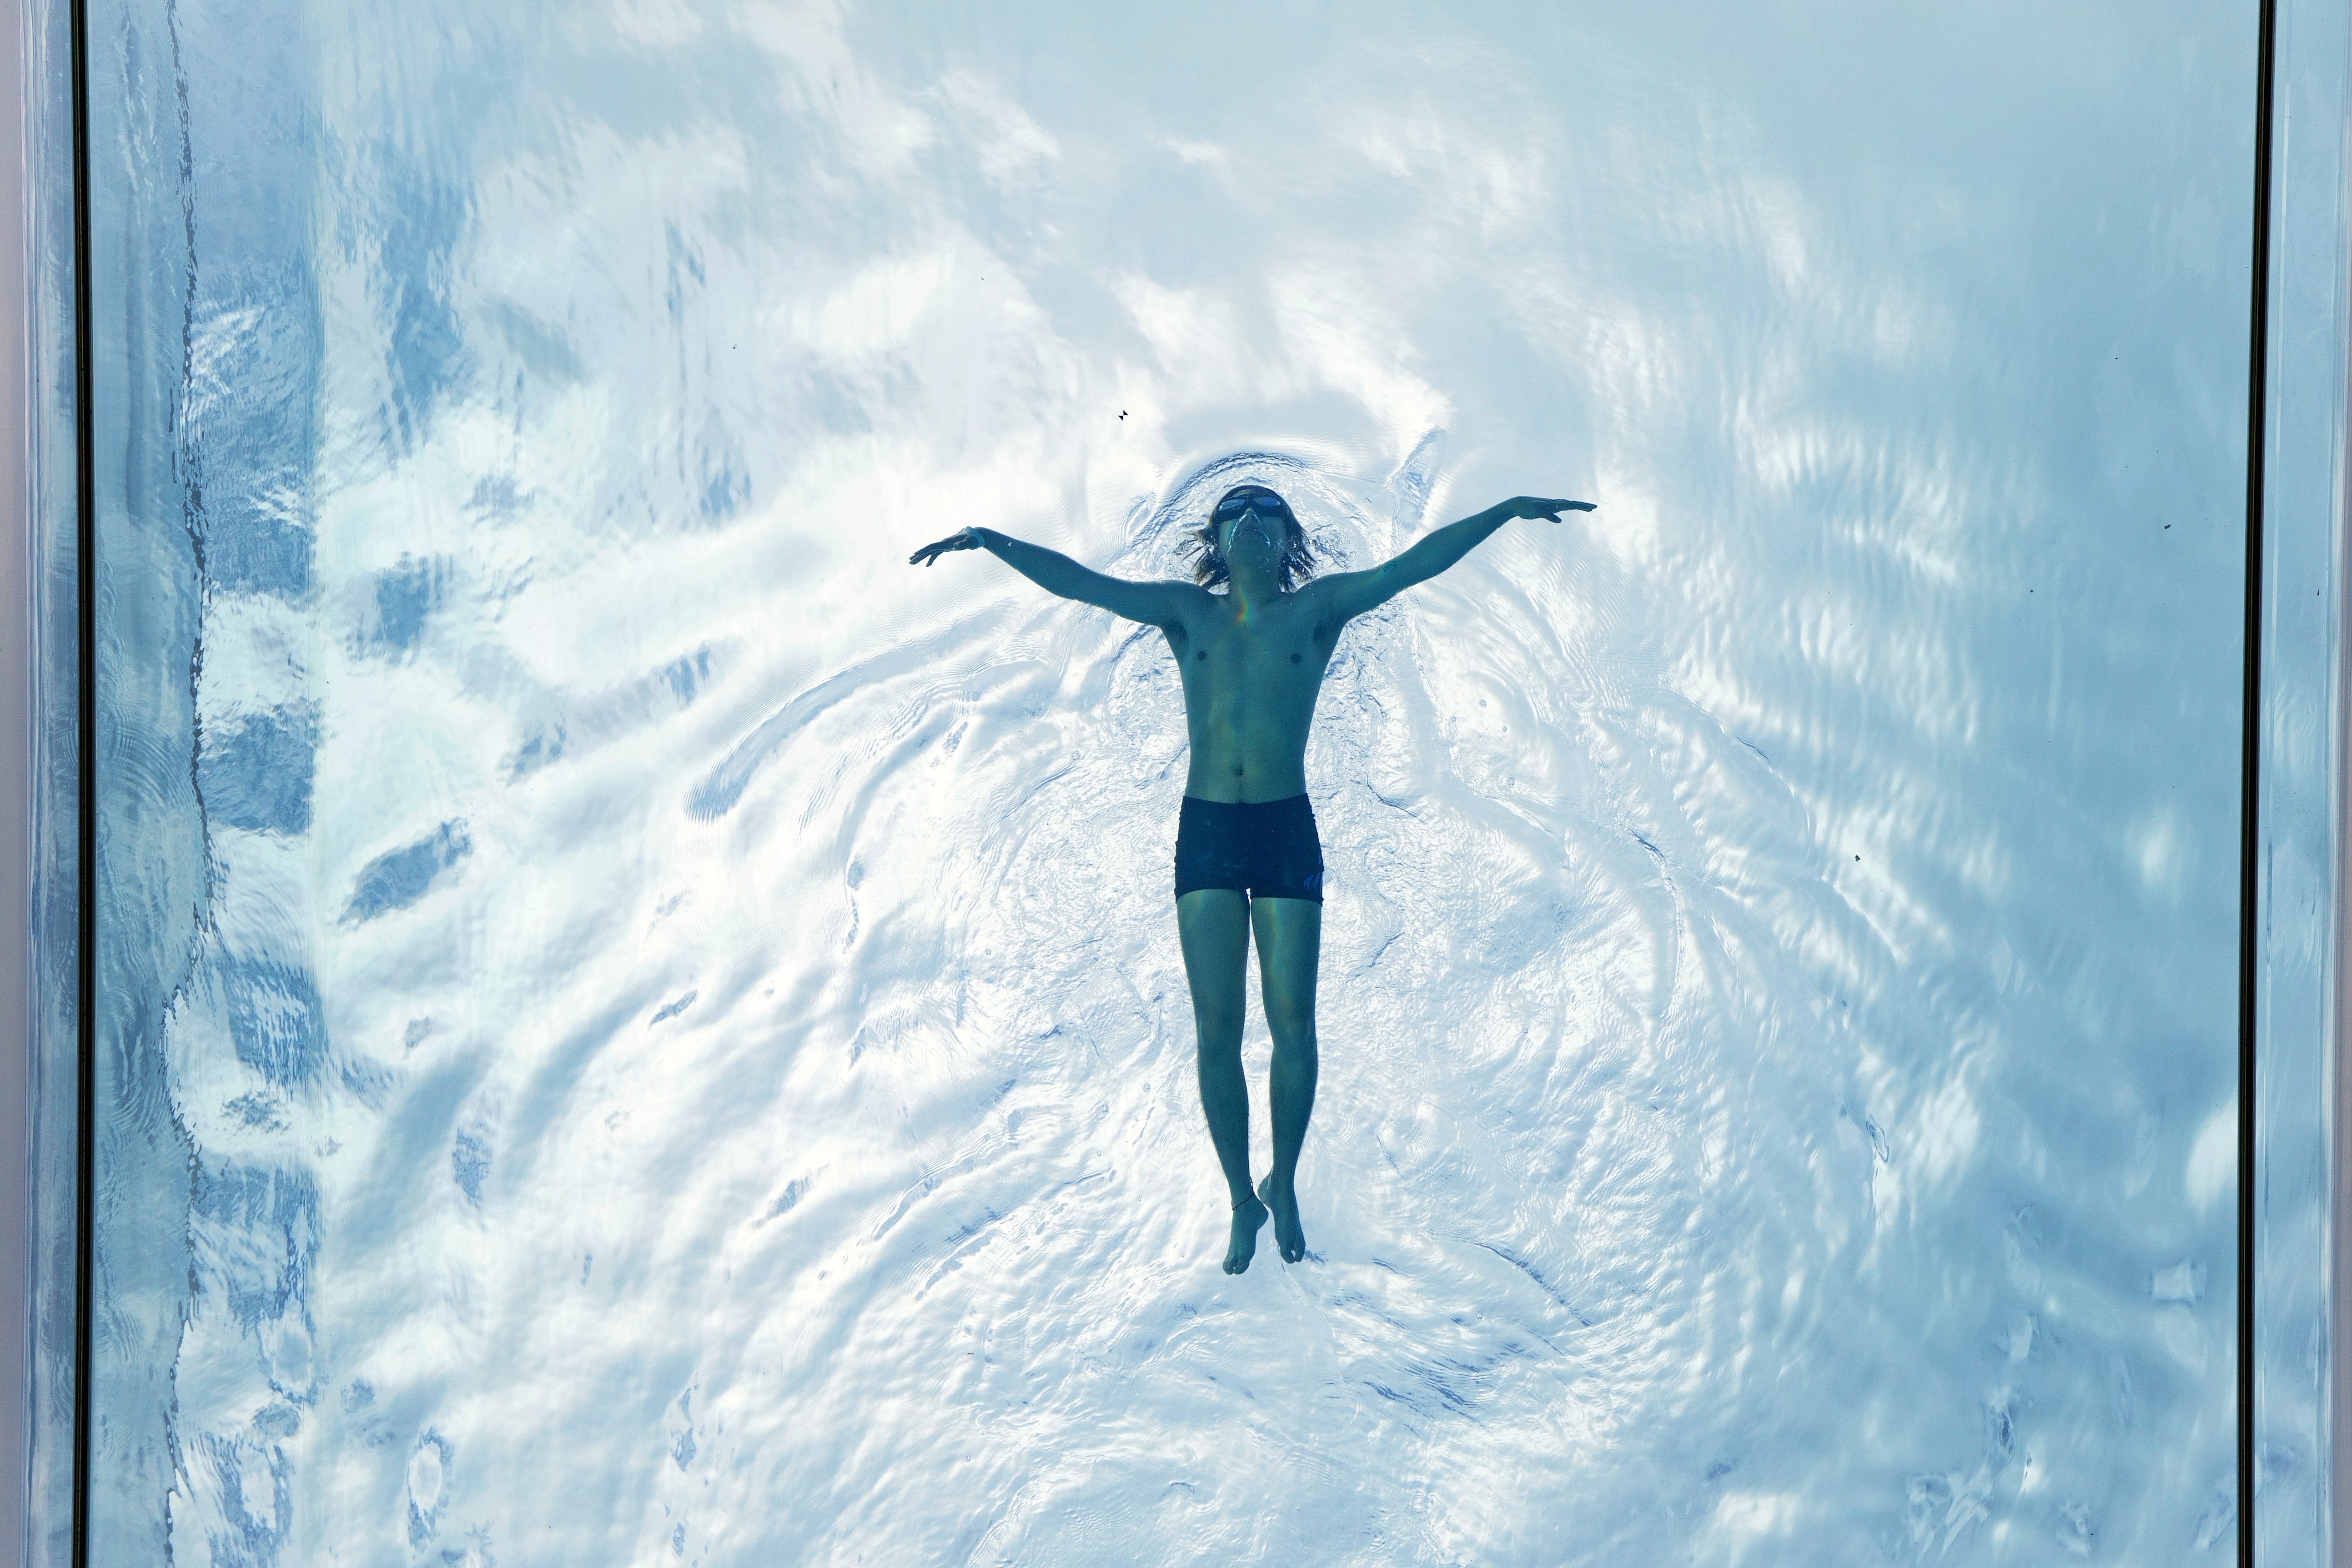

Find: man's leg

[1176,888,1265,1273]
[1250,895,1321,1263]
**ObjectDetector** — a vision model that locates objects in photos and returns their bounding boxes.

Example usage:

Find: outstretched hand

[1497,496,1596,524]
[909,528,981,567]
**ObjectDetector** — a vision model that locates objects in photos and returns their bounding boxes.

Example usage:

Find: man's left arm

[1318,496,1594,622]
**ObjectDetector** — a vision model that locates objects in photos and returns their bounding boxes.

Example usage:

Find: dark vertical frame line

[21,6,2309,1567]
[2239,0,2279,1561]
[67,0,94,1558]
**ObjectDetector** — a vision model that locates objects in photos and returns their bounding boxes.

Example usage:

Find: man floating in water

[910,483,1593,1272]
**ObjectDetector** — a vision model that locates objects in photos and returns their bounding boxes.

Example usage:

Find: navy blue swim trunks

[1173,794,1324,904]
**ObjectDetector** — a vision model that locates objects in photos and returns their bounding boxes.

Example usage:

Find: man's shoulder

[1145,578,1215,628]
[1295,567,1378,624]
[1153,578,1214,608]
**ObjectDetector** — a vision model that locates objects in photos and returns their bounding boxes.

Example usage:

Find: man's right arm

[910,526,1191,626]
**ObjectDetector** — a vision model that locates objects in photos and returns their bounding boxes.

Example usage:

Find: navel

[1290,653,1301,664]
[1196,651,1207,661]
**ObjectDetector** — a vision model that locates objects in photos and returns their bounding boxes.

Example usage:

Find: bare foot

[1258,1174,1306,1263]
[1225,1193,1269,1274]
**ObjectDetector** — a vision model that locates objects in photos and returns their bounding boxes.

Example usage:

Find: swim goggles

[1211,490,1295,524]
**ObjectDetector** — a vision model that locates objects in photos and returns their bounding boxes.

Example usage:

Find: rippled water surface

[85,1,2258,1562]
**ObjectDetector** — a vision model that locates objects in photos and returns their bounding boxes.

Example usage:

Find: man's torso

[1161,581,1343,804]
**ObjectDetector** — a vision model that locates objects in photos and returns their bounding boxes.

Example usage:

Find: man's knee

[1266,1006,1317,1053]
[1192,1009,1245,1053]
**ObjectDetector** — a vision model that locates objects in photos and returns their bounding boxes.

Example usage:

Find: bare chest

[1164,599,1339,704]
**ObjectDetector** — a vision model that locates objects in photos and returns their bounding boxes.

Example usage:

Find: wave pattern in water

[84,0,2255,1563]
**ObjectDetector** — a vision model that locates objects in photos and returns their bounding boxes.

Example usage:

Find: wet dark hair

[1186,485,1321,592]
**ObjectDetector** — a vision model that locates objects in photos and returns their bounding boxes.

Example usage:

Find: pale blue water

[70,1,2262,1563]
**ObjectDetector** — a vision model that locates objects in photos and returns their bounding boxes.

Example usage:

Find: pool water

[79,1,2259,1562]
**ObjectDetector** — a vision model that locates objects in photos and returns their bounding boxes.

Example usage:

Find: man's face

[1217,497,1288,567]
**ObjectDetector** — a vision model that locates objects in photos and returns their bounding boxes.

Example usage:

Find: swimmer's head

[1190,484,1320,591]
